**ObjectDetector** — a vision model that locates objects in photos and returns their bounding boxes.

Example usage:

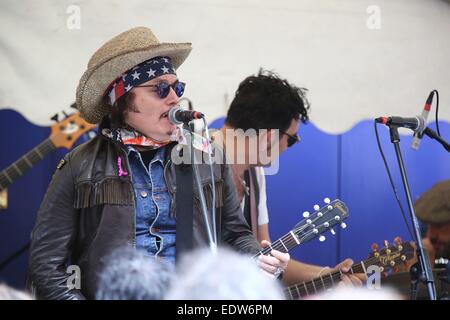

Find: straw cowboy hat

[76,27,192,124]
[414,180,450,224]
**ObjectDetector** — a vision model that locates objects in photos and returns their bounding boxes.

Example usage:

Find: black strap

[175,164,193,260]
[243,170,251,226]
[243,168,261,228]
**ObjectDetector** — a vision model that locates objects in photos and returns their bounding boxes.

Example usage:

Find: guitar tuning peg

[340,222,347,229]
[371,243,379,252]
[50,113,59,122]
[330,228,336,235]
[319,235,326,242]
[313,204,320,211]
[323,197,331,204]
[302,211,310,218]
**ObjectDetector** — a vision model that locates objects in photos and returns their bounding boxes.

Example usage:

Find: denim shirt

[125,145,176,264]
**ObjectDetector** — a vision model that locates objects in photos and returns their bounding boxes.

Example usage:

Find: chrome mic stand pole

[184,123,217,253]
[388,125,437,300]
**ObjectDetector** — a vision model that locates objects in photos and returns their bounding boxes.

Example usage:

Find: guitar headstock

[49,111,97,149]
[368,237,415,274]
[293,198,349,245]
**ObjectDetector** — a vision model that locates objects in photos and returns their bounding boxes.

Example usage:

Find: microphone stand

[183,123,217,252]
[388,126,437,300]
[422,127,450,152]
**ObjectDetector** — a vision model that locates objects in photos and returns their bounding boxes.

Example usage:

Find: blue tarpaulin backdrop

[0,109,449,288]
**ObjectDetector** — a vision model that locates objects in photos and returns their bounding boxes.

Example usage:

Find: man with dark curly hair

[213,69,364,290]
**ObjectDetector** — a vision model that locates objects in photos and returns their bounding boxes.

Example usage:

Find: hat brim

[77,42,192,124]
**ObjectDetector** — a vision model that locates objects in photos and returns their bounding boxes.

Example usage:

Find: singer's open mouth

[160,110,170,119]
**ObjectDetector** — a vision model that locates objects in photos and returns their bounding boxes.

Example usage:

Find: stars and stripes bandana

[102,126,180,149]
[102,126,212,153]
[107,56,176,106]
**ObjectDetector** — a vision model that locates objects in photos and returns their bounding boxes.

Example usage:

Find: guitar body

[0,109,94,289]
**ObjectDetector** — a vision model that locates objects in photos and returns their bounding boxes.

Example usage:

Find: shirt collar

[124,144,166,163]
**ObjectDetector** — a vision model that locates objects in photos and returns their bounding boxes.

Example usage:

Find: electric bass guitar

[0,112,96,209]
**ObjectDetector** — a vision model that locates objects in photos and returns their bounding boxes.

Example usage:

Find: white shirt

[239,167,269,226]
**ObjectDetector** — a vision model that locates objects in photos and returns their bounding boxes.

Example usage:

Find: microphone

[375,115,425,133]
[411,91,434,150]
[168,107,204,125]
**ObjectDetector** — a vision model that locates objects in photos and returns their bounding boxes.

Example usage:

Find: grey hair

[165,247,285,300]
[0,283,33,300]
[96,247,175,300]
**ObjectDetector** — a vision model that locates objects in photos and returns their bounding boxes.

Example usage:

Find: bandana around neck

[102,125,213,153]
[102,127,180,149]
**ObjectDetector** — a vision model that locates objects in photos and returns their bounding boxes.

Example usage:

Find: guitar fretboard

[284,260,367,300]
[252,230,300,259]
[252,203,346,260]
[0,139,55,190]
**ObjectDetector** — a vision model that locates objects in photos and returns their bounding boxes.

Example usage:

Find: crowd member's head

[415,180,450,260]
[0,283,33,300]
[165,247,285,300]
[313,286,403,300]
[96,247,175,300]
[222,69,310,165]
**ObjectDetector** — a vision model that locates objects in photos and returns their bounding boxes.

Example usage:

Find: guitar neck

[0,138,56,190]
[253,231,300,259]
[285,261,367,299]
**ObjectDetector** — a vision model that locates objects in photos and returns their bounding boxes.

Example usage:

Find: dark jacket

[28,131,260,300]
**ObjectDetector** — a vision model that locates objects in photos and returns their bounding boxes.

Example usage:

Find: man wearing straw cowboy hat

[28,27,289,300]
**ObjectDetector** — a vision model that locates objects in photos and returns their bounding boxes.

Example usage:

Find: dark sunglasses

[281,131,301,147]
[135,81,186,99]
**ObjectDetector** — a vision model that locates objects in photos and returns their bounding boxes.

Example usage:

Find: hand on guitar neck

[254,198,350,281]
[333,258,366,287]
[284,238,415,299]
[257,239,290,278]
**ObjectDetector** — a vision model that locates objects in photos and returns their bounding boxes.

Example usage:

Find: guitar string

[285,247,412,299]
[0,139,55,187]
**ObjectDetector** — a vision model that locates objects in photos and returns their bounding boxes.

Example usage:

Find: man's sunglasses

[281,131,301,147]
[135,81,186,99]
